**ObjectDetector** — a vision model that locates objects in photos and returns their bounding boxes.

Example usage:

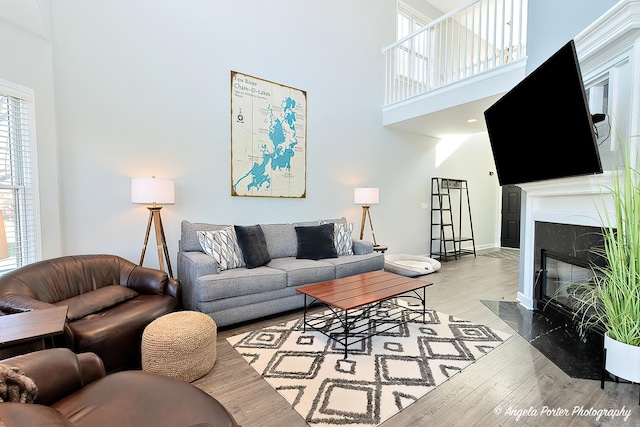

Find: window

[397,4,428,41]
[0,79,39,274]
[396,3,433,84]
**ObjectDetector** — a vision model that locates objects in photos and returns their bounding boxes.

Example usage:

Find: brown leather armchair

[0,254,181,373]
[0,348,240,427]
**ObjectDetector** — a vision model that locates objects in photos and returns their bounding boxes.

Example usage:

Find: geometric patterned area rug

[227,300,511,426]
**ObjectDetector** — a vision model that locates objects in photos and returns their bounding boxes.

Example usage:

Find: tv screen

[484,40,603,186]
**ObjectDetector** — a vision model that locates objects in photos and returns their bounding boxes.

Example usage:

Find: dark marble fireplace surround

[533,221,606,282]
[534,221,606,378]
[534,221,606,322]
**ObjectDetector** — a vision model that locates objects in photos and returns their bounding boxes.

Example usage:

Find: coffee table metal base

[302,286,428,359]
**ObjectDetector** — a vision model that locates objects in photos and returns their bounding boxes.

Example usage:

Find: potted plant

[567,142,640,384]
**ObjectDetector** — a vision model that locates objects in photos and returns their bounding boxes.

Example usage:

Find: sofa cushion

[180,220,229,252]
[293,220,321,227]
[267,257,336,287]
[54,285,139,321]
[322,253,385,279]
[0,403,75,427]
[260,223,298,259]
[295,224,338,260]
[318,217,346,225]
[196,287,299,313]
[53,370,241,427]
[193,267,287,300]
[198,227,245,271]
[234,225,271,268]
[67,295,178,373]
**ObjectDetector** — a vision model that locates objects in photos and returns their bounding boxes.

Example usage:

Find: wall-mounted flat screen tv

[484,40,603,186]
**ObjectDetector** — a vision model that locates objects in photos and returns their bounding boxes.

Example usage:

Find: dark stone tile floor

[482,300,604,380]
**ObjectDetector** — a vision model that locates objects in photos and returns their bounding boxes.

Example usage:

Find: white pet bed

[384,254,441,277]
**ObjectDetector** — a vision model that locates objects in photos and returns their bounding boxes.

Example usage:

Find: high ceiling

[427,0,471,15]
[386,0,515,138]
[2,0,503,138]
[0,0,50,40]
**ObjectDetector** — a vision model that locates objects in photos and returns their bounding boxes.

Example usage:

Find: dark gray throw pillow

[295,223,338,260]
[234,225,271,268]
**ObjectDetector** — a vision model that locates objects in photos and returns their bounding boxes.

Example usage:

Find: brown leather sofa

[0,348,240,427]
[0,254,181,373]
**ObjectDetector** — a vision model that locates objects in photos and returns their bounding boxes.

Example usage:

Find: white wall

[44,0,501,270]
[0,11,62,260]
[526,0,618,73]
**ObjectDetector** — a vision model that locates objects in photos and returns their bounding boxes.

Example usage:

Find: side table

[0,305,68,359]
[373,245,388,253]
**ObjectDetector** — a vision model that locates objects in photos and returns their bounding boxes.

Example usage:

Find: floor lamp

[132,177,175,278]
[354,187,379,246]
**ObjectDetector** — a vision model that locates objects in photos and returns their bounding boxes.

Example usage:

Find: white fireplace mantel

[518,172,613,198]
[517,173,614,309]
[517,1,640,310]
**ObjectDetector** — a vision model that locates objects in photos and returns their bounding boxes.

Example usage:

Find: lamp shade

[0,210,8,259]
[131,177,175,205]
[354,187,379,205]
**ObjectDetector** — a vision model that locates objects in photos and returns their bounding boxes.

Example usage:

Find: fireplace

[516,1,640,312]
[533,221,606,346]
[510,0,639,379]
[540,250,592,312]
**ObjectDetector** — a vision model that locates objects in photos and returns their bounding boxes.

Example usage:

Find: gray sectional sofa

[177,218,385,327]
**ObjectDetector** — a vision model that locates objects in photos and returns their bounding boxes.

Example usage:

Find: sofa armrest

[165,277,181,301]
[1,348,105,406]
[176,251,218,310]
[352,239,373,255]
[178,251,218,278]
[0,294,56,314]
[126,265,170,296]
[76,352,107,385]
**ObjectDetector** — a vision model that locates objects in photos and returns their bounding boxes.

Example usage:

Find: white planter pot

[604,333,640,383]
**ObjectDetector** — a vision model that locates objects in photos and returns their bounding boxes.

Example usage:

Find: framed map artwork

[231,71,307,198]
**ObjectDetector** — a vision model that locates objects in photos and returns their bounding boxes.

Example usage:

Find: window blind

[397,4,433,84]
[0,87,38,273]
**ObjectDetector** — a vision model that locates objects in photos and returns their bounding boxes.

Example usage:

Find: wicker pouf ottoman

[141,311,217,382]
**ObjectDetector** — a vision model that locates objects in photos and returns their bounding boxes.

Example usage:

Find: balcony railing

[383,0,528,105]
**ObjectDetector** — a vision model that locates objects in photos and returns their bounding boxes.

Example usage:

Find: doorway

[500,185,521,248]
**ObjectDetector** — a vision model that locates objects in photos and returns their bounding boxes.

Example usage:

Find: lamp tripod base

[139,206,173,278]
[359,205,377,246]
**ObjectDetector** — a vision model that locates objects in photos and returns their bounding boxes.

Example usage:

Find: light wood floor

[193,252,639,427]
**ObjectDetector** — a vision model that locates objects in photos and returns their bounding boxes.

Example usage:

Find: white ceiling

[385,95,502,137]
[427,0,471,15]
[0,0,50,40]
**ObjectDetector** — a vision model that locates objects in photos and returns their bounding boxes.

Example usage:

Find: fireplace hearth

[482,300,605,380]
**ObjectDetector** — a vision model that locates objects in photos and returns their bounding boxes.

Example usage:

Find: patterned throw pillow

[333,222,354,256]
[197,226,245,271]
[320,220,354,256]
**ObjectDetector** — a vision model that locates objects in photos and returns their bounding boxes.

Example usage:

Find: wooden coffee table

[297,270,432,358]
